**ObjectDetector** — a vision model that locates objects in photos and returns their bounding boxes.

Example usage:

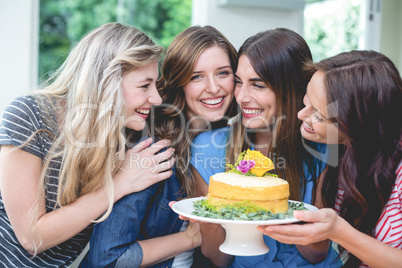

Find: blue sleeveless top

[190,127,342,268]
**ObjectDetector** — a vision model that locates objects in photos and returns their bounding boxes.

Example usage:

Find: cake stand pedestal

[219,222,269,256]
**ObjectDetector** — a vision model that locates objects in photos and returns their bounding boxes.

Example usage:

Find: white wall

[381,0,402,72]
[0,0,39,118]
[192,0,305,50]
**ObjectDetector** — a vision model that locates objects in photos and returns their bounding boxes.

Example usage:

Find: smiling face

[235,55,277,129]
[182,46,234,129]
[297,71,342,144]
[122,62,162,131]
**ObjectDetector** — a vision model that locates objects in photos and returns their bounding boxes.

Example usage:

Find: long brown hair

[152,25,237,197]
[226,28,314,201]
[306,50,402,267]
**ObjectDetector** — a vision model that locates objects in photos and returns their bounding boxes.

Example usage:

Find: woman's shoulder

[1,94,44,130]
[4,94,39,115]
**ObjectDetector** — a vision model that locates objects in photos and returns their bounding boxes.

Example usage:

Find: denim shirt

[81,167,185,268]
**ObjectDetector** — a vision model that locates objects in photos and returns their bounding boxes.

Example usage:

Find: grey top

[0,95,92,267]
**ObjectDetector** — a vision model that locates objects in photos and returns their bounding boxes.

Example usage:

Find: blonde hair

[30,22,162,253]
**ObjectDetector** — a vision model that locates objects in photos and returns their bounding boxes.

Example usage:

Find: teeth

[304,122,313,130]
[201,97,223,105]
[136,109,150,115]
[243,109,263,115]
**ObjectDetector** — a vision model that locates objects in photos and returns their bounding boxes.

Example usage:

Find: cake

[207,149,290,213]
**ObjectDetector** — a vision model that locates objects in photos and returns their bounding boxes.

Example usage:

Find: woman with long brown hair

[259,50,402,267]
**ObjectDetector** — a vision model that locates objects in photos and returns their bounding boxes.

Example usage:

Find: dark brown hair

[227,28,314,201]
[306,50,402,267]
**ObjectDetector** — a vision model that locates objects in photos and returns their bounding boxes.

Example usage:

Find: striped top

[334,161,402,267]
[0,95,92,267]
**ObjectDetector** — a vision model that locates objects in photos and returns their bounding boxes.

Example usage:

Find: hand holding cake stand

[172,197,318,256]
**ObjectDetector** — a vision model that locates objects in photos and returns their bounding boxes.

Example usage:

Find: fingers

[152,157,176,174]
[151,168,174,182]
[260,230,311,245]
[142,139,172,156]
[293,209,333,223]
[130,137,153,153]
[154,148,175,164]
[129,139,171,156]
[168,201,176,208]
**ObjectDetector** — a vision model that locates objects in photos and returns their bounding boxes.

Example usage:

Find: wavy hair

[306,50,402,267]
[226,28,314,201]
[153,25,237,197]
[30,23,163,253]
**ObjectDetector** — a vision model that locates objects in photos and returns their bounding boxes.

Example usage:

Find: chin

[205,113,226,123]
[125,122,146,131]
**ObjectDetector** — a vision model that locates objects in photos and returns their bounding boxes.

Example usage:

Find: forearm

[34,186,112,253]
[296,239,330,263]
[138,230,198,267]
[331,217,402,267]
[200,223,232,267]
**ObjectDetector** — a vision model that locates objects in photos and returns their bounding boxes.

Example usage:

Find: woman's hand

[257,209,339,245]
[169,201,200,222]
[185,221,202,248]
[257,209,338,264]
[114,138,175,200]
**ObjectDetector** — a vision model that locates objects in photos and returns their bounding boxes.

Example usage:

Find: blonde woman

[0,23,174,267]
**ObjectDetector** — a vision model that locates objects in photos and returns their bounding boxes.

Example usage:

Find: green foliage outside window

[39,0,192,83]
[304,0,360,61]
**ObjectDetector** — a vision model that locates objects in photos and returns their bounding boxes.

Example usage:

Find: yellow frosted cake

[207,149,289,213]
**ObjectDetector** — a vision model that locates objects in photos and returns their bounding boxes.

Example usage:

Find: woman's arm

[294,168,331,263]
[138,221,201,267]
[192,167,233,267]
[259,209,402,267]
[0,139,174,255]
[89,169,200,267]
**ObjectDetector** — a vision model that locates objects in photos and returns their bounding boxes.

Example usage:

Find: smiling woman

[0,22,176,267]
[122,62,161,131]
[234,55,277,130]
[183,46,235,129]
[297,71,342,145]
[259,49,402,268]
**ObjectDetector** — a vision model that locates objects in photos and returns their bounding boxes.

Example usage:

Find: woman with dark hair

[260,50,402,267]
[85,25,238,268]
[190,28,341,267]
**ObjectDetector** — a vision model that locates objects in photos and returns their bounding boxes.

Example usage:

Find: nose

[235,84,251,104]
[148,85,162,105]
[298,94,311,122]
[297,106,310,122]
[205,76,219,94]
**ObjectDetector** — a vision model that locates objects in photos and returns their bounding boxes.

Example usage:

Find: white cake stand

[172,197,318,256]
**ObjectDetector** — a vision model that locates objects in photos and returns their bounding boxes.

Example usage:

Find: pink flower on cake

[236,159,255,174]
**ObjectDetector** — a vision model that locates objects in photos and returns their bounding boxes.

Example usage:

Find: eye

[253,83,265,89]
[190,74,202,81]
[140,83,150,89]
[313,110,324,122]
[217,70,231,76]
